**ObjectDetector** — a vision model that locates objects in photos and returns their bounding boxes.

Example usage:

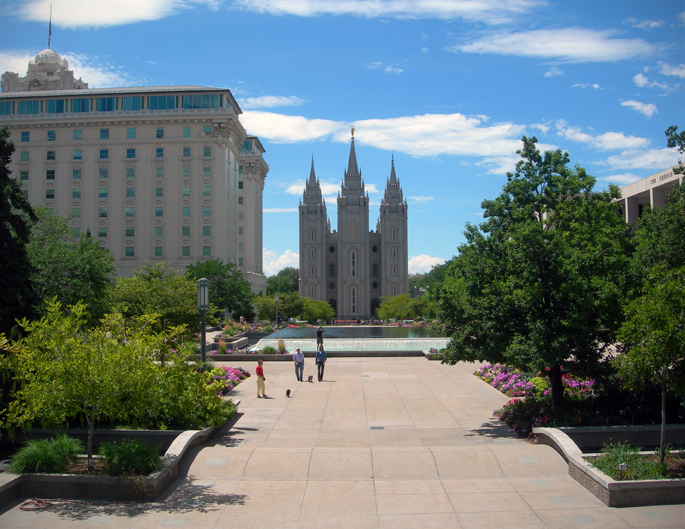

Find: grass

[98,439,162,476]
[590,442,670,480]
[8,434,84,474]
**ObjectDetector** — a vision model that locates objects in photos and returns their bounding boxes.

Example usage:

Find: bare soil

[666,455,685,479]
[63,457,108,475]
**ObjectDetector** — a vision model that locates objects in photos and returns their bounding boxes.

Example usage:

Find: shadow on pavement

[464,419,520,439]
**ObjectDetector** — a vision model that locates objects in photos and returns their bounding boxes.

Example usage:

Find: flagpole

[48,4,52,49]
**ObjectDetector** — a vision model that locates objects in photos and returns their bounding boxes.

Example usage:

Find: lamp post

[275,292,279,327]
[196,278,209,370]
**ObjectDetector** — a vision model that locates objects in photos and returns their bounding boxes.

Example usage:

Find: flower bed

[209,366,251,396]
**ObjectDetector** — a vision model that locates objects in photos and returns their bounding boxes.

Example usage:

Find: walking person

[256,359,267,398]
[293,348,305,381]
[316,325,324,347]
[316,344,327,382]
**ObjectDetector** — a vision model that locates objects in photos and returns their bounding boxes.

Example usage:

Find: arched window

[372,263,379,277]
[310,247,315,260]
[350,249,357,277]
[309,284,316,297]
[392,264,397,277]
[349,219,357,241]
[392,283,398,296]
[329,264,335,277]
[310,265,316,278]
[392,246,397,259]
[310,228,315,241]
[392,227,397,241]
[351,285,357,313]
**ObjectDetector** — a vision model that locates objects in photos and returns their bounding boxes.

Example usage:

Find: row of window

[18,126,215,143]
[18,146,213,162]
[309,263,398,279]
[88,206,213,218]
[1,93,224,116]
[90,226,213,238]
[119,246,213,258]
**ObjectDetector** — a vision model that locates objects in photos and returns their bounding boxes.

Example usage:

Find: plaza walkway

[1,358,683,528]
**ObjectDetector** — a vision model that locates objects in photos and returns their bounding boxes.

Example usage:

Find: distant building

[618,166,683,223]
[299,134,409,319]
[1,49,268,293]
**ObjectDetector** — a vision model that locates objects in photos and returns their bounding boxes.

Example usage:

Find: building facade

[299,136,408,319]
[617,165,683,223]
[1,49,268,293]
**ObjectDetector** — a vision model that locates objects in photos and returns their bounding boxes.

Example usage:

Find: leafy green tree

[615,267,685,463]
[302,297,335,323]
[409,295,436,320]
[113,263,216,333]
[267,267,299,295]
[27,206,115,322]
[376,294,414,320]
[438,137,629,408]
[186,259,254,319]
[278,291,306,320]
[6,301,158,470]
[665,125,685,174]
[253,295,275,321]
[0,125,37,335]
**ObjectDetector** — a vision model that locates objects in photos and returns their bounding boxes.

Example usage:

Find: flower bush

[475,363,537,397]
[209,366,251,395]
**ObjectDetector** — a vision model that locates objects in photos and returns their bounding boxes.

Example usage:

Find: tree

[0,125,37,335]
[278,291,306,320]
[27,206,115,322]
[6,301,158,470]
[186,259,254,319]
[665,125,685,174]
[253,295,275,321]
[267,267,299,295]
[112,263,216,333]
[438,137,629,408]
[615,267,685,463]
[376,294,413,320]
[302,297,335,323]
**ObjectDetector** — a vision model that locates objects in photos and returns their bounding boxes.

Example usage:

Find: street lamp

[275,292,279,328]
[197,278,209,370]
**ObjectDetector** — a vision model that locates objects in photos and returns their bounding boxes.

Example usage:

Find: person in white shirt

[293,348,304,381]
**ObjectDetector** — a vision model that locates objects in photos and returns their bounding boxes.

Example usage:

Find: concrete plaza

[1,357,683,528]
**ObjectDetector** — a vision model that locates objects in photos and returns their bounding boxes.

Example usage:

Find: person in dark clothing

[316,344,327,382]
[316,325,324,347]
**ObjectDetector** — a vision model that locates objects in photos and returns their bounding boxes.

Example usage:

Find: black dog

[308,375,313,383]
[286,389,291,398]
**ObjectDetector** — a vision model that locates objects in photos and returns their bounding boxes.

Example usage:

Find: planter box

[0,404,240,504]
[534,426,685,507]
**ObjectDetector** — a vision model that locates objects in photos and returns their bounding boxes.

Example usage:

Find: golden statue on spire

[350,125,355,138]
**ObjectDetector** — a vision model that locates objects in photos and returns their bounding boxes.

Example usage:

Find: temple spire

[347,128,359,176]
[389,154,397,185]
[308,156,317,185]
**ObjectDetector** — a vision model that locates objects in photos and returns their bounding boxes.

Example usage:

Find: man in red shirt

[256,359,267,398]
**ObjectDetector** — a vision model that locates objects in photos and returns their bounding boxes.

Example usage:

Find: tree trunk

[87,416,94,472]
[549,365,564,409]
[660,378,667,464]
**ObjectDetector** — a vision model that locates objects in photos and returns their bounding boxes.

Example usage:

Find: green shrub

[261,346,276,355]
[590,442,670,480]
[529,377,549,396]
[262,325,273,332]
[277,338,286,354]
[8,434,84,474]
[98,439,162,476]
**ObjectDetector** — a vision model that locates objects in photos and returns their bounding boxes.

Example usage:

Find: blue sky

[1,0,684,276]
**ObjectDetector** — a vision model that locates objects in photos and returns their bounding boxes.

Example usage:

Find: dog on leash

[308,375,313,383]
[286,389,291,398]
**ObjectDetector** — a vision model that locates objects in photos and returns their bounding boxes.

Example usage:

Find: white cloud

[368,61,384,69]
[605,148,680,170]
[658,61,685,78]
[408,255,446,274]
[234,0,545,24]
[544,67,563,77]
[572,83,602,90]
[555,121,650,150]
[601,173,643,185]
[243,111,526,158]
[242,111,344,143]
[408,196,434,203]
[263,249,299,276]
[624,17,663,30]
[284,181,378,196]
[237,95,306,110]
[264,207,298,212]
[632,73,669,89]
[531,122,550,134]
[479,153,523,174]
[449,28,659,62]
[620,100,657,118]
[0,49,137,88]
[384,65,403,74]
[16,0,220,28]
